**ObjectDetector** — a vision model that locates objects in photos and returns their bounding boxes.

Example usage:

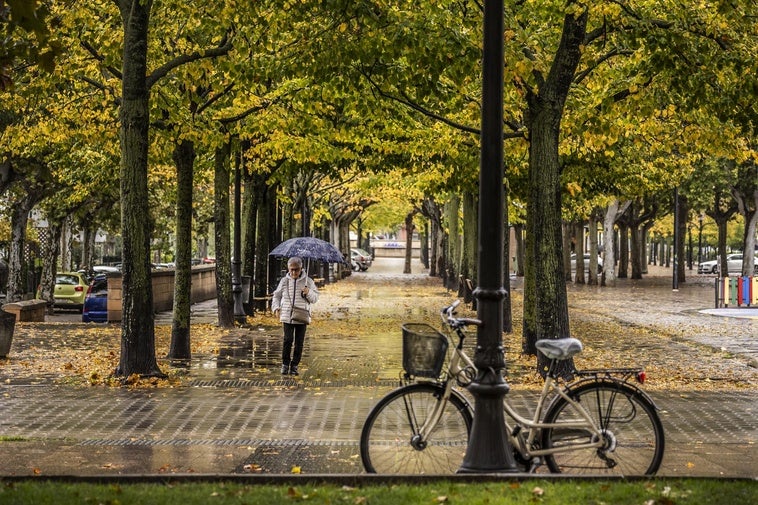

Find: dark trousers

[282,323,307,367]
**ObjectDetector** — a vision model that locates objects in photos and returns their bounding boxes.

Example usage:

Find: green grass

[0,479,755,505]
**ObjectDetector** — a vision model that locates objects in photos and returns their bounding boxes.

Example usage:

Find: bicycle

[359,300,665,475]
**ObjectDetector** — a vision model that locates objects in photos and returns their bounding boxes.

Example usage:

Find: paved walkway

[0,259,756,478]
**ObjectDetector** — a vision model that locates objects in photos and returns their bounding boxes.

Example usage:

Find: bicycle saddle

[535,338,583,360]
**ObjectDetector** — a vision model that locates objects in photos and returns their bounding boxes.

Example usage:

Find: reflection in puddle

[217,336,254,368]
[199,333,282,371]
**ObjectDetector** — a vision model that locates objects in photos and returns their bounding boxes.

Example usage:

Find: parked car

[354,248,373,267]
[82,274,108,323]
[351,248,372,271]
[47,272,89,312]
[698,254,758,275]
[78,265,120,282]
[570,253,603,274]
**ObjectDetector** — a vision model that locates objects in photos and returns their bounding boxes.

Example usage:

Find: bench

[2,299,48,322]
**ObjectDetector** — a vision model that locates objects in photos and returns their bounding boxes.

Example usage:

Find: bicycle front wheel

[541,380,665,475]
[360,383,473,474]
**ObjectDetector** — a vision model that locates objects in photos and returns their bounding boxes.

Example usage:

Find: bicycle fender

[449,387,473,414]
[560,377,661,411]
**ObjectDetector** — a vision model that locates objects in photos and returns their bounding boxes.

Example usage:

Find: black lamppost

[458,0,518,473]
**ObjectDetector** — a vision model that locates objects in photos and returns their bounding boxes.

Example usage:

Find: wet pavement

[0,258,756,479]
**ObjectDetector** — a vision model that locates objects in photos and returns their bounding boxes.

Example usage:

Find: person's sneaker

[281,365,289,375]
[289,365,299,376]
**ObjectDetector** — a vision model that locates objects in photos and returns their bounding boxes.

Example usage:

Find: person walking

[271,256,319,376]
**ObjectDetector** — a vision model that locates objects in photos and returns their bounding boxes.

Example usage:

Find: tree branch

[146,28,234,89]
[361,69,524,140]
[196,82,235,116]
[80,39,122,79]
[574,47,634,85]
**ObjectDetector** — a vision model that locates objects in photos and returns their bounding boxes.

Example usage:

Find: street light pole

[458,0,518,473]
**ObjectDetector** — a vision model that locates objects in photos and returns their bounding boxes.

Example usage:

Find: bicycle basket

[402,323,449,378]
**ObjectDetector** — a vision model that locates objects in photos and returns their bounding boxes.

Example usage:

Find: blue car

[82,274,108,323]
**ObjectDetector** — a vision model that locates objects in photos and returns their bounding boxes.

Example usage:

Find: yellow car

[50,272,89,312]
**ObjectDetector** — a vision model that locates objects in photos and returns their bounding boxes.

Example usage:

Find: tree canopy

[1,0,756,377]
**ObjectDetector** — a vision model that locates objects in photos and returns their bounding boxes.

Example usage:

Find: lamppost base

[458,371,519,473]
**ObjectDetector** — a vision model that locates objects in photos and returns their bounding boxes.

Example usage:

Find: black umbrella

[269,236,346,275]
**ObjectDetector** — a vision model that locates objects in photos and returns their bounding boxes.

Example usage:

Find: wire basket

[402,323,449,379]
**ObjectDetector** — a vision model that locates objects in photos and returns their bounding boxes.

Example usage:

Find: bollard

[0,309,16,357]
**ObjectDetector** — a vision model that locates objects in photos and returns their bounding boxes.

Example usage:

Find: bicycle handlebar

[440,300,483,329]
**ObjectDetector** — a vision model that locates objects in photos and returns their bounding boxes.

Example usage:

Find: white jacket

[271,271,319,324]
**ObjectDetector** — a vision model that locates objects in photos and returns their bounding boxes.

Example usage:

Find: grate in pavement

[188,378,401,388]
[80,438,359,447]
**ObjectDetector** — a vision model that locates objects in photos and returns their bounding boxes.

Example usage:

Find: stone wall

[107,265,216,322]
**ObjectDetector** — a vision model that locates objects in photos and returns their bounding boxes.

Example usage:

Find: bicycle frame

[414,321,608,462]
[503,370,606,459]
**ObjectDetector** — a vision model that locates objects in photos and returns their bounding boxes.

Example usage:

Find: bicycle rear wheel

[360,383,473,474]
[541,380,665,475]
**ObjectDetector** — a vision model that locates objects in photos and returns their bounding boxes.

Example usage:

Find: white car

[698,253,758,275]
[570,253,603,274]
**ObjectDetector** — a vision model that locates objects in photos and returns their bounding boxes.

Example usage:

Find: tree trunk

[80,221,95,272]
[255,176,280,299]
[731,161,758,276]
[168,139,194,360]
[444,194,460,290]
[59,218,72,272]
[7,193,35,302]
[514,223,525,277]
[618,223,629,278]
[420,220,429,269]
[574,221,585,285]
[502,193,512,334]
[267,190,280,288]
[601,199,630,287]
[38,220,62,311]
[116,0,162,378]
[561,222,572,282]
[587,213,599,285]
[641,222,652,275]
[522,11,586,377]
[429,220,439,277]
[403,211,415,274]
[676,193,688,283]
[214,142,234,327]
[461,191,477,303]
[422,197,442,278]
[630,223,643,279]
[243,161,271,314]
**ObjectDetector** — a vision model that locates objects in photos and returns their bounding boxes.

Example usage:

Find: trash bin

[0,309,16,358]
